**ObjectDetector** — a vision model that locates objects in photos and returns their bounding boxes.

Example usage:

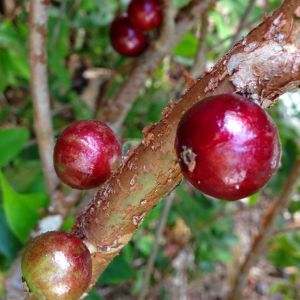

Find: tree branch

[96,0,217,132]
[71,0,300,289]
[274,222,300,235]
[29,0,59,198]
[227,157,300,300]
[231,0,257,45]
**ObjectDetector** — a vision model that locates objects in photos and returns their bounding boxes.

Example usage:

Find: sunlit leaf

[0,172,48,243]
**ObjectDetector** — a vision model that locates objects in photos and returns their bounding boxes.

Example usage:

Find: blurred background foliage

[0,0,300,299]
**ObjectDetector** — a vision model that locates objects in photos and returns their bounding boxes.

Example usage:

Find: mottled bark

[72,0,300,288]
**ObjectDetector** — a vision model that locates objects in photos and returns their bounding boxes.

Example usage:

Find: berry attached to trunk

[21,231,92,300]
[175,94,281,201]
[54,120,121,189]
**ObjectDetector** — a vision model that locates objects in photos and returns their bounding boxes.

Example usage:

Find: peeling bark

[72,0,300,287]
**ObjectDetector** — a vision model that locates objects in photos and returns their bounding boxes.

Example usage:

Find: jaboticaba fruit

[21,231,92,300]
[109,13,148,57]
[54,120,121,189]
[175,94,281,201]
[128,0,162,31]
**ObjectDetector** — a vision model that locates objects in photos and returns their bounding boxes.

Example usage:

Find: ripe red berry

[175,94,281,201]
[128,0,162,31]
[21,231,92,300]
[109,13,148,57]
[54,120,121,189]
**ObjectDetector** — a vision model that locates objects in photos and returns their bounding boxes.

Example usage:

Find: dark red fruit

[109,13,148,57]
[21,231,92,300]
[128,0,162,31]
[54,120,121,189]
[175,94,281,201]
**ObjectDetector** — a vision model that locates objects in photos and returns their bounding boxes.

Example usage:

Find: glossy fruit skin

[109,13,148,57]
[21,231,92,300]
[54,120,121,189]
[128,0,162,31]
[175,94,281,201]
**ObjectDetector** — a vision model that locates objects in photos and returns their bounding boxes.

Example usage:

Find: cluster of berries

[109,0,162,56]
[21,92,281,299]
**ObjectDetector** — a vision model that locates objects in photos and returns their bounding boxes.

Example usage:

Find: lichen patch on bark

[228,40,300,104]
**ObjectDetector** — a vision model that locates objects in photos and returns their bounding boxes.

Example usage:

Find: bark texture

[72,0,300,287]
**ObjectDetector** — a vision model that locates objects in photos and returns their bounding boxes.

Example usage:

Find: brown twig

[29,0,59,198]
[207,15,262,54]
[138,193,175,300]
[29,0,83,216]
[96,0,217,132]
[227,157,300,300]
[191,11,210,77]
[71,0,300,291]
[51,0,67,49]
[231,0,257,45]
[274,222,300,235]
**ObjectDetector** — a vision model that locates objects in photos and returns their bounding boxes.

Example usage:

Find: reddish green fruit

[21,231,92,300]
[128,0,162,31]
[54,120,121,189]
[175,94,281,201]
[109,13,148,57]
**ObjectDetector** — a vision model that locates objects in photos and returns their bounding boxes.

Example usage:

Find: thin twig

[138,193,175,300]
[231,0,257,45]
[227,157,300,300]
[207,15,262,54]
[51,0,67,49]
[191,11,210,77]
[29,0,59,198]
[274,222,300,235]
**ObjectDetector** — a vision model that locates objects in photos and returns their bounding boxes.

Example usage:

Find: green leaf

[135,235,154,256]
[98,255,135,285]
[268,233,300,269]
[0,127,29,167]
[0,206,22,261]
[174,32,198,58]
[0,172,48,243]
[5,160,42,193]
[85,290,104,300]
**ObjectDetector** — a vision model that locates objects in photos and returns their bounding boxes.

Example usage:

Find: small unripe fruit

[175,94,281,201]
[21,231,92,300]
[109,13,148,57]
[54,120,121,189]
[128,0,162,31]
